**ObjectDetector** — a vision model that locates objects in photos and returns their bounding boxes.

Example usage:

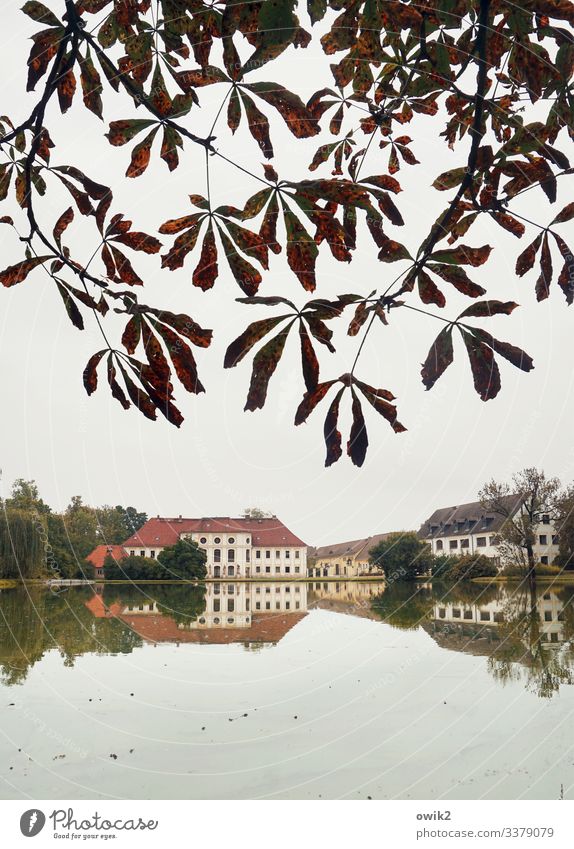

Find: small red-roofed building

[121,515,307,579]
[86,544,127,579]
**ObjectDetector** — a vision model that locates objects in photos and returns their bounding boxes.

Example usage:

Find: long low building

[419,496,559,566]
[308,533,394,578]
[120,515,307,579]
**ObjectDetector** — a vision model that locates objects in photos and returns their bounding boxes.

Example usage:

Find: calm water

[1,579,574,800]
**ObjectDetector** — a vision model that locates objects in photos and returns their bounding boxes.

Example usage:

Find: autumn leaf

[244,325,292,410]
[347,392,368,467]
[299,320,319,390]
[83,349,106,395]
[324,387,345,466]
[421,326,454,391]
[458,300,519,318]
[0,255,53,287]
[224,315,292,368]
[460,329,501,401]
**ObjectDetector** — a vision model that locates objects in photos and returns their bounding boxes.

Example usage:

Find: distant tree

[103,553,158,581]
[432,554,498,583]
[241,507,273,519]
[369,532,432,582]
[556,486,574,569]
[157,538,207,580]
[371,584,434,631]
[479,468,562,592]
[4,479,50,516]
[0,509,44,579]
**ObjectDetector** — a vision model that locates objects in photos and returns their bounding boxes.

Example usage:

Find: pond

[1,579,574,800]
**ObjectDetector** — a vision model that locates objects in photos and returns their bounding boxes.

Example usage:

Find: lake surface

[1,579,574,800]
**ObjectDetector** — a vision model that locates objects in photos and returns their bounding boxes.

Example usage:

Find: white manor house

[120,515,307,579]
[419,495,560,566]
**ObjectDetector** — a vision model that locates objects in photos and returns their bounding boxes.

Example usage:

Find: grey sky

[1,3,572,547]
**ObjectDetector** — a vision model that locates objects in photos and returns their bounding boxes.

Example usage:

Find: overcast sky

[1,3,572,547]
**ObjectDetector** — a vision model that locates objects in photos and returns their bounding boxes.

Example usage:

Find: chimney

[177,514,182,523]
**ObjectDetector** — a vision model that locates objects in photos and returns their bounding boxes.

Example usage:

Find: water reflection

[1,580,574,697]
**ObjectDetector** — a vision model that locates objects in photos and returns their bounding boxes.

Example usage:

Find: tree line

[0,478,147,579]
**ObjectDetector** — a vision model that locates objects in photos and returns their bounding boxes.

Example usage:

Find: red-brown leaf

[421,326,454,391]
[461,330,501,401]
[244,326,291,411]
[324,387,345,466]
[294,380,337,425]
[83,349,106,395]
[193,224,218,290]
[347,393,368,467]
[224,315,291,368]
[0,255,52,287]
[299,320,319,390]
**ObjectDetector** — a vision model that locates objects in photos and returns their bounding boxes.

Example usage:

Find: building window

[295,567,300,574]
[265,587,271,594]
[150,551,156,558]
[544,610,552,621]
[214,536,221,543]
[227,599,234,612]
[265,602,270,610]
[130,550,135,557]
[436,540,443,551]
[489,536,496,546]
[476,537,486,547]
[200,537,207,544]
[265,565,270,574]
[452,608,461,618]
[228,549,235,562]
[461,539,469,549]
[246,537,250,544]
[541,556,549,565]
[480,611,491,621]
[256,602,261,610]
[256,550,261,559]
[464,610,473,620]
[275,566,280,574]
[265,550,270,558]
[552,535,558,545]
[542,514,550,524]
[214,549,221,562]
[285,550,290,559]
[438,608,446,618]
[228,537,235,544]
[295,551,300,559]
[256,565,261,573]
[140,551,146,557]
[213,617,220,625]
[285,566,290,574]
[449,540,458,550]
[275,550,280,558]
[539,534,548,546]
[246,550,250,562]
[213,599,221,612]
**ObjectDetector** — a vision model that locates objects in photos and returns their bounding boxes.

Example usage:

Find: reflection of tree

[103,583,207,627]
[487,587,574,698]
[371,584,434,631]
[0,587,142,685]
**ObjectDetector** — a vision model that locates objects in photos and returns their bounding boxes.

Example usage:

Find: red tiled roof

[118,611,307,645]
[84,594,124,619]
[122,517,306,548]
[86,544,127,569]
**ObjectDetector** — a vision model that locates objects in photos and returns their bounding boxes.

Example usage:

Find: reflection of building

[86,545,127,579]
[308,534,393,578]
[419,497,560,566]
[431,590,568,645]
[308,580,385,619]
[121,516,307,579]
[85,582,308,647]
